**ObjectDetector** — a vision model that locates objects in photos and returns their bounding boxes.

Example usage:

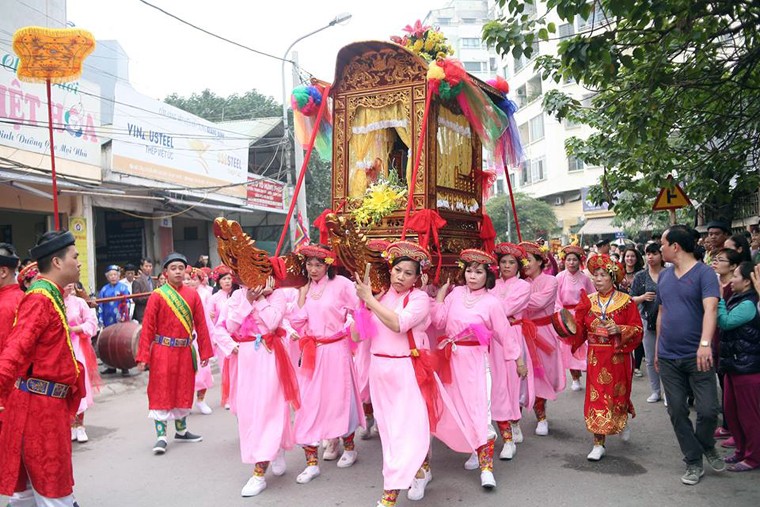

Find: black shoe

[121,369,131,377]
[153,439,168,454]
[101,367,117,374]
[174,431,203,443]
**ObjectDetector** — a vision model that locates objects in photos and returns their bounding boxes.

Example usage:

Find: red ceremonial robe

[0,279,82,498]
[0,283,24,426]
[136,283,213,410]
[570,290,643,435]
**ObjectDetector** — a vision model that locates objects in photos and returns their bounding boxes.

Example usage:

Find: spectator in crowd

[710,247,742,442]
[132,257,154,322]
[121,263,137,319]
[631,242,665,403]
[657,225,724,485]
[748,225,760,263]
[705,221,731,263]
[98,265,131,375]
[620,246,646,377]
[195,254,210,268]
[718,262,760,471]
[596,238,611,255]
[725,234,752,264]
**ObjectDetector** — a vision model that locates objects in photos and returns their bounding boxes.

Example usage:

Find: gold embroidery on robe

[612,353,625,364]
[589,385,599,401]
[613,382,627,396]
[597,367,613,385]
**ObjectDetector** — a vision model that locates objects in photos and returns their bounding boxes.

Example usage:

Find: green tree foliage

[164,89,281,122]
[483,0,760,222]
[305,156,332,241]
[486,192,560,242]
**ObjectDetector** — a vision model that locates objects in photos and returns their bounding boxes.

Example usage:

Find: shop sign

[70,216,90,292]
[111,83,250,199]
[247,175,285,210]
[0,52,101,166]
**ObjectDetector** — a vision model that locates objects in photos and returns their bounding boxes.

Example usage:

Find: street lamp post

[281,13,351,246]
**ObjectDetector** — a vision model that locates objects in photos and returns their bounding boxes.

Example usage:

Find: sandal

[724,453,742,464]
[727,461,756,472]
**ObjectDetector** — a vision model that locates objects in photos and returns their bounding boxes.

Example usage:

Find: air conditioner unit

[554,196,565,206]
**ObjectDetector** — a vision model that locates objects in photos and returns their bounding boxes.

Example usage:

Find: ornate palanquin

[331,41,503,266]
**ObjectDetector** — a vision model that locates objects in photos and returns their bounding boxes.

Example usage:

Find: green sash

[26,278,80,375]
[155,284,197,371]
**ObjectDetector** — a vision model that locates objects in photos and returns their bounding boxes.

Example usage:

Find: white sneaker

[499,441,516,460]
[224,402,230,410]
[647,392,661,403]
[512,422,524,443]
[621,424,631,442]
[322,438,340,461]
[360,416,375,440]
[480,470,496,489]
[76,426,88,443]
[587,445,606,461]
[241,476,266,497]
[196,400,212,415]
[71,427,77,441]
[407,468,431,501]
[535,420,549,436]
[296,465,320,484]
[571,379,582,391]
[337,450,357,468]
[271,449,287,476]
[464,452,479,470]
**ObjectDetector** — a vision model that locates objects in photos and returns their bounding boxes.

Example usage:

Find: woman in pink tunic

[556,245,595,391]
[288,245,364,484]
[208,265,237,409]
[184,266,214,414]
[64,282,100,443]
[216,282,299,497]
[432,249,520,489]
[519,241,566,436]
[491,242,532,459]
[354,241,435,507]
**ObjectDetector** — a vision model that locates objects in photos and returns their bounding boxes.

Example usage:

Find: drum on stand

[97,321,141,370]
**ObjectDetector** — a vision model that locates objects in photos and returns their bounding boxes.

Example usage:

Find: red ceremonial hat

[587,254,624,284]
[518,241,547,261]
[296,244,335,265]
[17,261,38,287]
[211,264,233,282]
[493,242,526,260]
[561,245,586,263]
[383,240,432,272]
[459,248,497,266]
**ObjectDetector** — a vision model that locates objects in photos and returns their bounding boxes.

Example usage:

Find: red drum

[97,321,141,370]
[551,308,577,337]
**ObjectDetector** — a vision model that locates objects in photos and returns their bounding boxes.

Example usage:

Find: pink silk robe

[555,270,595,371]
[64,294,99,413]
[193,288,214,392]
[289,275,365,444]
[492,276,535,419]
[218,288,293,464]
[431,286,520,449]
[525,273,566,400]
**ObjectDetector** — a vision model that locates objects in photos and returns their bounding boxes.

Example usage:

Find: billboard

[247,175,286,210]
[111,83,249,199]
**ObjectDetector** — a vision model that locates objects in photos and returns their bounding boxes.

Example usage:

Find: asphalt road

[3,367,758,506]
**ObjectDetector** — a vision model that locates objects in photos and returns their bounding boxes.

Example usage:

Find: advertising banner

[247,175,286,210]
[111,83,249,199]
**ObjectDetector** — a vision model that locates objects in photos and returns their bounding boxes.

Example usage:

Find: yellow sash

[156,283,193,337]
[26,278,80,375]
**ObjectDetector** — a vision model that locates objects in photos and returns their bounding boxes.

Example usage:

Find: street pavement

[4,366,758,506]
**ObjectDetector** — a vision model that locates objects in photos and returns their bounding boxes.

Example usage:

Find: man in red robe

[0,230,84,505]
[0,242,23,351]
[136,252,213,454]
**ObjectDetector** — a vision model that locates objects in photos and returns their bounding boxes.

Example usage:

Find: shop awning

[578,217,623,235]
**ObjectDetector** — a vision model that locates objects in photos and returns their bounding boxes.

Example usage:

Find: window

[559,23,575,40]
[520,161,531,185]
[463,61,487,73]
[531,157,546,182]
[529,115,545,143]
[461,38,482,48]
[461,17,477,24]
[568,156,585,172]
[496,179,505,195]
[526,75,542,102]
[513,39,540,73]
[564,117,580,129]
[489,57,497,72]
[576,1,609,32]
[509,172,516,189]
[438,18,451,25]
[518,122,530,144]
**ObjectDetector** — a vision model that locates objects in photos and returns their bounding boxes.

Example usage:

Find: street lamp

[281,13,352,245]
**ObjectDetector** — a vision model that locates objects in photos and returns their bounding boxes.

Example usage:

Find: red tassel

[480,213,497,253]
[407,209,447,283]
[313,209,333,246]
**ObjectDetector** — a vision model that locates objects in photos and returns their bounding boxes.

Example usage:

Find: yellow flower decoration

[324,257,335,265]
[456,260,466,270]
[520,258,530,267]
[427,61,446,81]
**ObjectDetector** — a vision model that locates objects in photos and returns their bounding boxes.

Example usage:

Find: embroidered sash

[155,284,197,370]
[26,278,79,375]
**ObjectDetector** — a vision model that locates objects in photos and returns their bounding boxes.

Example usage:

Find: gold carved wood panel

[335,47,427,94]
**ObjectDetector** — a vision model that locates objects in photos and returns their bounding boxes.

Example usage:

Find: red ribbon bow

[407,209,447,283]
